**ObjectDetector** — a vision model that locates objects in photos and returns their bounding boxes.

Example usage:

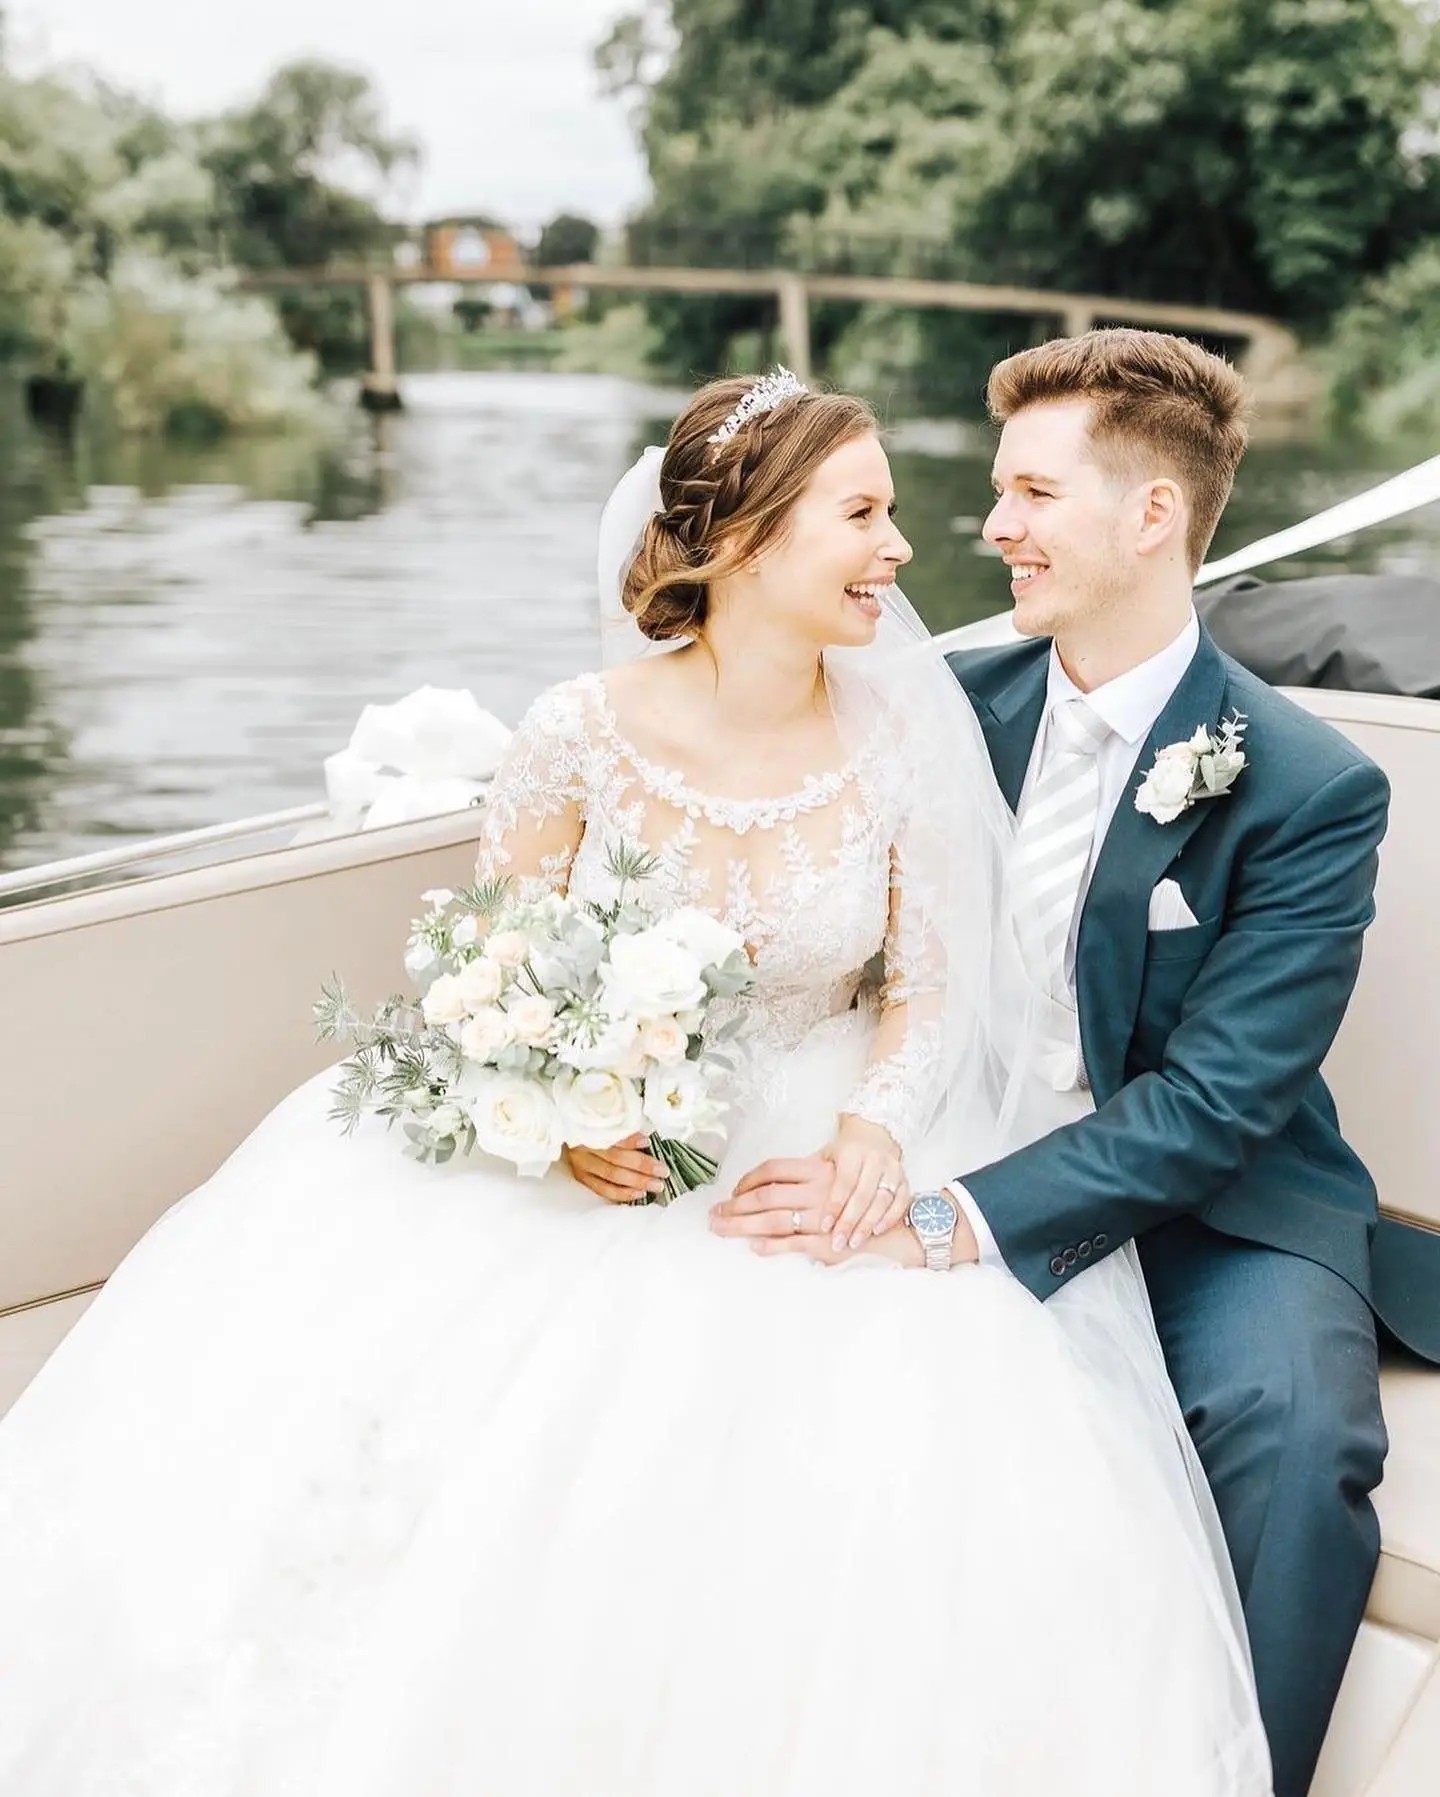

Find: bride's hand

[563,1135,670,1204]
[824,1116,910,1253]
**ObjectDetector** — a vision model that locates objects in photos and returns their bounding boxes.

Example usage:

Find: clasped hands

[565,1116,978,1271]
[710,1115,926,1267]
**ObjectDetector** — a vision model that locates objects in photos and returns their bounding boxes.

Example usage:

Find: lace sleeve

[474,681,589,896]
[840,836,947,1158]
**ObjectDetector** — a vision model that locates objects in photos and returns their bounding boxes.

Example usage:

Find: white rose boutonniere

[1135,713,1248,825]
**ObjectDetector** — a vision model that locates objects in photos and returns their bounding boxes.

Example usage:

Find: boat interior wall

[0,809,483,1319]
[1283,688,1440,1238]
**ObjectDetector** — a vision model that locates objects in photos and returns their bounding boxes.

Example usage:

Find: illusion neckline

[577,671,864,835]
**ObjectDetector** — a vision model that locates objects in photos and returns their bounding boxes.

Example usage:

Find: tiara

[706,366,809,446]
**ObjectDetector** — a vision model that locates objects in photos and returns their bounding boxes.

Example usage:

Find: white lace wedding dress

[0,673,1271,1796]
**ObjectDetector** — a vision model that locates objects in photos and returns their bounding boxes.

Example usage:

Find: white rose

[601,930,707,1021]
[427,1103,465,1138]
[655,907,746,971]
[485,929,532,970]
[455,957,503,1010]
[1135,754,1196,825]
[421,972,469,1027]
[508,994,558,1047]
[554,1068,645,1149]
[459,1006,515,1062]
[642,1063,723,1143]
[638,1015,689,1066]
[557,1012,642,1075]
[404,936,438,978]
[451,914,479,949]
[457,1068,562,1176]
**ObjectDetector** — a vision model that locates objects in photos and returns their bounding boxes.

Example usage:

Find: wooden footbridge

[237,232,1303,412]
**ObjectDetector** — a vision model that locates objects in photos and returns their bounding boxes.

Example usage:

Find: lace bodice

[474,673,942,1151]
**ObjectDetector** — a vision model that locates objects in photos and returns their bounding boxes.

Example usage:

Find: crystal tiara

[706,366,809,446]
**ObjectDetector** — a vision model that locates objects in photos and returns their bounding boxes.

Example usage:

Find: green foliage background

[599,0,1440,419]
[0,29,415,432]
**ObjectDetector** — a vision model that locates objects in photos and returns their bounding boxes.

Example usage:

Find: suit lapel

[973,646,1049,814]
[1076,629,1231,1095]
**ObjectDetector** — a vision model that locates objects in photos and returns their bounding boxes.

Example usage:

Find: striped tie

[1013,697,1113,1007]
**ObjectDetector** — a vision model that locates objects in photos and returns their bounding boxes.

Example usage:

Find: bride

[0,372,1271,1795]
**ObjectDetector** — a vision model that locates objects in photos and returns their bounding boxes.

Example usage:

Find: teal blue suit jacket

[948,626,1439,1364]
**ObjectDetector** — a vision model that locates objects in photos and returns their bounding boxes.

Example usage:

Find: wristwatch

[906,1189,959,1272]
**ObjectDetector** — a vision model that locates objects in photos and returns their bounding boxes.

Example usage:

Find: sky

[9,0,652,227]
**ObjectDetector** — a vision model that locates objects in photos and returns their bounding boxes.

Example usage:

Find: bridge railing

[623,218,978,282]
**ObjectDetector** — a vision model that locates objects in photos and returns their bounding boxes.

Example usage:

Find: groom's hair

[986,329,1250,572]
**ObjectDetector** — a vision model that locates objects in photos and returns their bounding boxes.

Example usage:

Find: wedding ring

[791,1210,803,1234]
[876,1181,898,1196]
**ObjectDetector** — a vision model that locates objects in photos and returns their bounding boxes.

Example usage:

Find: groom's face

[984,400,1142,641]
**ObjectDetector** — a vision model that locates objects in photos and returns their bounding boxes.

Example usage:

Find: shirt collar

[1044,609,1200,747]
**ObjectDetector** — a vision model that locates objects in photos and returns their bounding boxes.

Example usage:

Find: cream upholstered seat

[1281,689,1440,1797]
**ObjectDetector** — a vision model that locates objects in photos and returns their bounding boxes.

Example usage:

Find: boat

[1,465,1437,1795]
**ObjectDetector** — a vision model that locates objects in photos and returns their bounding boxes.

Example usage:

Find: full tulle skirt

[0,1018,1270,1794]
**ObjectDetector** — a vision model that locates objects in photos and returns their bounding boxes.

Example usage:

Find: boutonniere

[1134,712,1247,825]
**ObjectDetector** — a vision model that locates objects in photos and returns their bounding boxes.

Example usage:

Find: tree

[535,212,600,267]
[199,60,419,370]
[600,0,1440,388]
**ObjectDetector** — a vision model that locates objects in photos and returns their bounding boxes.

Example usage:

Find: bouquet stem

[648,1136,719,1206]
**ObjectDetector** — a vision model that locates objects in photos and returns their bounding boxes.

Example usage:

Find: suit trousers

[1138,1217,1387,1797]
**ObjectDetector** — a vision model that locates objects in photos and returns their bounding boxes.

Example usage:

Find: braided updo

[622,375,878,643]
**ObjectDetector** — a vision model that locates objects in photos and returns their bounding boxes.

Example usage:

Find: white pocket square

[1148,878,1199,931]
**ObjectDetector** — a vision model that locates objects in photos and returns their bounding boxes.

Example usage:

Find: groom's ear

[1135,478,1186,560]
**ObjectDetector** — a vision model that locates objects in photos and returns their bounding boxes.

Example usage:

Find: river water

[1,369,1434,882]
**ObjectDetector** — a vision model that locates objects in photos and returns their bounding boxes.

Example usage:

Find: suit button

[1062,1247,1078,1266]
[1049,1256,1066,1276]
[1094,1233,1108,1249]
[1077,1241,1091,1259]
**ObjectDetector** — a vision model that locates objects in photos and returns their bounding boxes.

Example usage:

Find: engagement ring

[791,1210,803,1234]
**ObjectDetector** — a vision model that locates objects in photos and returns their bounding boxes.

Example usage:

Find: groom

[714,328,1422,1797]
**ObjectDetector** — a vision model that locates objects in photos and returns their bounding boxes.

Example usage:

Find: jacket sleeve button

[1049,1256,1066,1276]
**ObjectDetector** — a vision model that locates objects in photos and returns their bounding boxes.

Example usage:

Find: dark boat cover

[1197,574,1440,700]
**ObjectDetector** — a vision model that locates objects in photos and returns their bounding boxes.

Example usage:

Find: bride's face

[740,432,912,648]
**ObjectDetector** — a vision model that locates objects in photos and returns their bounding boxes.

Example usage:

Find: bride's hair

[623,375,877,642]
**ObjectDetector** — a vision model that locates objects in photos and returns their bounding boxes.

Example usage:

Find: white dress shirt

[948,610,1201,1271]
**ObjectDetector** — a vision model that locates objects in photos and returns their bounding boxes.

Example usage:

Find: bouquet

[314,846,753,1202]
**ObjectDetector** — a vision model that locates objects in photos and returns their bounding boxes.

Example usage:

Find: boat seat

[1372,1362,1440,1639]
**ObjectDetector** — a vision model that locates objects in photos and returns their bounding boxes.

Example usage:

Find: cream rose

[485,929,532,970]
[421,972,468,1027]
[455,956,504,1011]
[457,1068,562,1177]
[600,930,707,1021]
[638,1015,689,1066]
[508,994,558,1047]
[554,1068,645,1149]
[459,1006,515,1063]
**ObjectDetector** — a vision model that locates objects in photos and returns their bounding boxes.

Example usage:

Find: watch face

[908,1192,957,1238]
